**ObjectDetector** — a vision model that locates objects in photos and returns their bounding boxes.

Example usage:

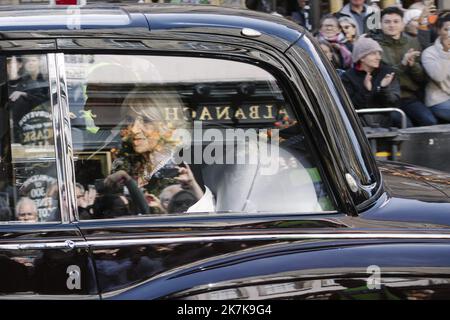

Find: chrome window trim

[48,53,67,223]
[48,53,76,224]
[75,211,340,223]
[82,234,450,248]
[2,233,450,250]
[0,239,88,250]
[56,53,78,222]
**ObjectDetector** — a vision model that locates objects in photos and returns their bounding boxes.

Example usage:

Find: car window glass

[0,54,60,223]
[65,54,335,219]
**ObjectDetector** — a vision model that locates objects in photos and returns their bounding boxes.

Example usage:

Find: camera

[95,178,123,194]
[154,167,179,179]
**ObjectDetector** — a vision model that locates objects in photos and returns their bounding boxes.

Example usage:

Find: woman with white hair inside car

[103,88,207,215]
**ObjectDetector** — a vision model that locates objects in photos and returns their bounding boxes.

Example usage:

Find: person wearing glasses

[15,197,38,223]
[316,14,353,69]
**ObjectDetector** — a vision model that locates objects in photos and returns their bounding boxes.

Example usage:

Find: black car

[0,4,449,300]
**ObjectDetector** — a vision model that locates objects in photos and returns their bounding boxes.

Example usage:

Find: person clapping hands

[342,37,401,127]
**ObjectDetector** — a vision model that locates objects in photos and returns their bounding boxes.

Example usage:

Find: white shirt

[187,186,215,213]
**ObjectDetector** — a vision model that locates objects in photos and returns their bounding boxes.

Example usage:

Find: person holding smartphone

[421,13,450,122]
[103,88,206,215]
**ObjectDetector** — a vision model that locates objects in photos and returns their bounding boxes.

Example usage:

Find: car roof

[0,3,304,49]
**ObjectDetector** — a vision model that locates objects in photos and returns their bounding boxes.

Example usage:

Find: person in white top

[421,13,450,122]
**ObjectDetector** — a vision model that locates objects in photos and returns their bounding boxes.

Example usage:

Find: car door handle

[0,240,88,251]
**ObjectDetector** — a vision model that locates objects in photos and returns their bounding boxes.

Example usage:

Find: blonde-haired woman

[103,88,204,215]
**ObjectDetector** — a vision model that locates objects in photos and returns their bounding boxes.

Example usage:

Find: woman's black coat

[341,63,401,127]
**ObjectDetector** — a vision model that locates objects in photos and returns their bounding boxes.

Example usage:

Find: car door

[58,36,450,300]
[57,38,352,298]
[163,240,450,300]
[0,46,98,298]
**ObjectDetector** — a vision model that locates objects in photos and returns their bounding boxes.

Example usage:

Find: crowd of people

[250,0,450,128]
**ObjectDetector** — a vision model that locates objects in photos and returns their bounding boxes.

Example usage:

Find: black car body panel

[0,223,98,297]
[0,4,302,52]
[106,240,450,300]
[0,4,449,300]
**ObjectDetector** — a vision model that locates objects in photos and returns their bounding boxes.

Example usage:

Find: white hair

[15,197,37,214]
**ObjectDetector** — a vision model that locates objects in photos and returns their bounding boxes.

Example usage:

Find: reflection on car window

[65,54,335,219]
[0,55,60,223]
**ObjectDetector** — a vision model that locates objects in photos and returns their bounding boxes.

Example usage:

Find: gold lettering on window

[249,106,260,119]
[234,108,247,120]
[263,105,274,119]
[165,107,180,121]
[216,106,231,120]
[199,107,213,121]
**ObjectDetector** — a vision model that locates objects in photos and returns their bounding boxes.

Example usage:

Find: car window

[0,54,60,223]
[65,54,335,219]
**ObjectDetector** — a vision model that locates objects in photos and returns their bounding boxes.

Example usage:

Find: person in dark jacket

[342,37,401,128]
[7,56,47,123]
[7,55,49,144]
[291,0,308,29]
[339,0,376,36]
[369,6,437,126]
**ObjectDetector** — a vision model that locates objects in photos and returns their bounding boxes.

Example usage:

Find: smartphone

[158,167,180,179]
